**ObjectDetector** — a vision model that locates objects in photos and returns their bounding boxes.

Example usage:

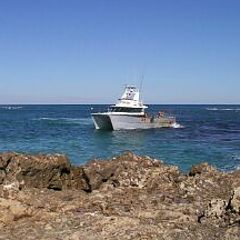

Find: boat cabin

[109,106,144,113]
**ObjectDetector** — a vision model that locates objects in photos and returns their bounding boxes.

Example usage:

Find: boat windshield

[110,107,143,113]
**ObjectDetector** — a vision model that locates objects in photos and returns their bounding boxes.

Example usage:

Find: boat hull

[91,113,113,130]
[110,115,175,130]
[92,113,175,130]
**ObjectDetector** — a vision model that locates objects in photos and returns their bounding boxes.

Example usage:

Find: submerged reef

[0,151,240,239]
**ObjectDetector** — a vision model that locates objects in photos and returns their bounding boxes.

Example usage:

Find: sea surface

[0,104,240,172]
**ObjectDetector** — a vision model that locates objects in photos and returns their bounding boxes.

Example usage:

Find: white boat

[91,86,178,130]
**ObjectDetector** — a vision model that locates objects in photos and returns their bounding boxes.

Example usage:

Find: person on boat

[158,111,165,118]
[150,115,154,123]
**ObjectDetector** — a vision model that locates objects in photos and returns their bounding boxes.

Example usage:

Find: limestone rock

[0,151,239,239]
[0,152,88,191]
[189,162,216,176]
[231,187,240,213]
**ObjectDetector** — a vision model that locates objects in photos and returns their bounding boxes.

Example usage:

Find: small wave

[206,107,240,111]
[34,117,92,125]
[1,106,23,110]
[201,126,240,133]
[226,155,240,172]
[221,129,240,133]
[230,165,240,172]
[232,155,240,161]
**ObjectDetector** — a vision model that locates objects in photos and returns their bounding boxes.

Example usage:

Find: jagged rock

[189,162,217,176]
[224,226,240,240]
[206,199,228,218]
[231,187,240,213]
[0,152,89,191]
[82,152,180,192]
[0,151,239,239]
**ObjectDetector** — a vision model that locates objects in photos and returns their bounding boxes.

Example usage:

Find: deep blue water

[0,104,240,172]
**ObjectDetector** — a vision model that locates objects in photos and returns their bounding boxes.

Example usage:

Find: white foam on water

[206,107,218,111]
[38,117,57,121]
[206,107,240,111]
[171,122,184,129]
[1,106,23,110]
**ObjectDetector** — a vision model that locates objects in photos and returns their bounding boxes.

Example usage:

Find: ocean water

[0,104,240,172]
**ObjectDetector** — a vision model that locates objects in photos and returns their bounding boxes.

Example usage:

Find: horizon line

[0,102,240,105]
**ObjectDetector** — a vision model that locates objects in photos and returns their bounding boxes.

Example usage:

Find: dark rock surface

[0,151,239,239]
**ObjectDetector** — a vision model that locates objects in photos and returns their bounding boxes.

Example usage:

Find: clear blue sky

[0,0,239,104]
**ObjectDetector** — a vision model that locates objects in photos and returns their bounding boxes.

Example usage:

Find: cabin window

[110,107,143,113]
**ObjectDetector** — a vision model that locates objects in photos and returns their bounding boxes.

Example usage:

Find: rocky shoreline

[0,152,239,240]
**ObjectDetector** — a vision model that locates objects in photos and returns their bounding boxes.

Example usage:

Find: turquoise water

[0,104,240,172]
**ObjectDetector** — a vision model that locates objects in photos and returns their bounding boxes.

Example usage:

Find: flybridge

[116,86,147,109]
[120,86,139,101]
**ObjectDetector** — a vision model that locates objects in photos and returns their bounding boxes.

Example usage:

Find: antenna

[139,73,144,100]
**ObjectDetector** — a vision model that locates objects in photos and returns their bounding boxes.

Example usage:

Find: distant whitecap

[1,106,23,110]
[206,107,240,111]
